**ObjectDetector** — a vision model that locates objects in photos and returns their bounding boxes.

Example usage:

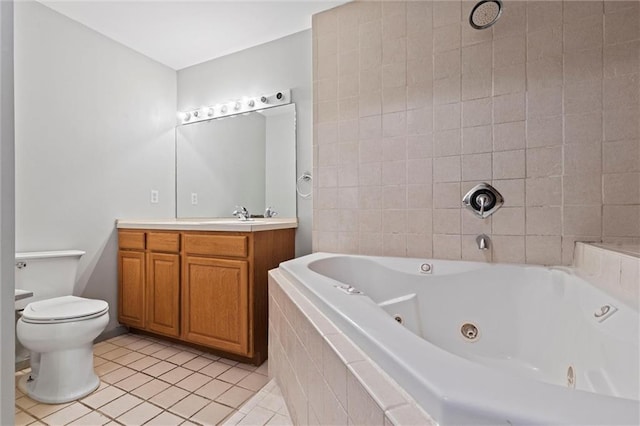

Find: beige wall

[312,0,640,265]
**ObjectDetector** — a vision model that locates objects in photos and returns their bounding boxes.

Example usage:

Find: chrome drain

[393,314,403,324]
[461,323,479,341]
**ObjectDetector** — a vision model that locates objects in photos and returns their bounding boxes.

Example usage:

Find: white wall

[177,30,313,256]
[0,1,15,423]
[14,2,177,333]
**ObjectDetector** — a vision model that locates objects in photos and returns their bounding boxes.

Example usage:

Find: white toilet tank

[15,250,85,310]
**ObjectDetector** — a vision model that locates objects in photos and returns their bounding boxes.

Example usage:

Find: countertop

[116,217,298,232]
[15,289,33,301]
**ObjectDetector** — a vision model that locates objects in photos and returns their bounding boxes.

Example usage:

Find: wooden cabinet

[118,231,146,329]
[182,256,248,354]
[117,227,294,365]
[147,252,180,338]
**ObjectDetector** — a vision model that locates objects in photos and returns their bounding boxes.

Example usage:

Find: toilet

[15,250,109,404]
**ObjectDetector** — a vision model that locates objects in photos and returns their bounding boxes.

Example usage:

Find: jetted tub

[278,253,639,425]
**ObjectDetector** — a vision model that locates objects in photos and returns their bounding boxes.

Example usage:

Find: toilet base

[18,345,100,404]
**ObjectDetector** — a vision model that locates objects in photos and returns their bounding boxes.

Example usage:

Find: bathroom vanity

[116,218,296,365]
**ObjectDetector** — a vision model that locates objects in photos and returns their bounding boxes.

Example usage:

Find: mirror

[176,103,296,218]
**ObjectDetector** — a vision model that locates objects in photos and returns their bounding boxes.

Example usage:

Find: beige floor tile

[237,406,275,426]
[41,402,91,425]
[109,334,142,347]
[113,351,146,366]
[215,386,254,408]
[124,338,155,352]
[149,386,190,409]
[137,343,169,356]
[175,372,212,392]
[235,362,258,372]
[130,379,171,400]
[27,401,71,419]
[218,367,251,384]
[169,394,210,419]
[128,355,161,372]
[237,372,271,392]
[167,351,198,366]
[182,356,213,372]
[14,410,37,426]
[67,410,111,425]
[102,366,137,384]
[117,401,163,426]
[255,362,268,376]
[199,362,232,379]
[218,358,239,366]
[93,342,118,356]
[159,367,193,384]
[194,379,233,400]
[145,411,186,426]
[93,356,109,367]
[95,360,121,376]
[152,346,182,360]
[200,353,220,361]
[15,395,38,411]
[99,394,143,418]
[180,421,199,426]
[143,361,177,377]
[101,347,133,361]
[114,372,154,392]
[191,401,235,426]
[81,385,126,409]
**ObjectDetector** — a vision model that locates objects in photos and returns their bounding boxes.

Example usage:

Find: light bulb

[248,100,255,107]
[207,108,214,117]
[234,102,241,110]
[182,112,191,121]
[221,105,228,113]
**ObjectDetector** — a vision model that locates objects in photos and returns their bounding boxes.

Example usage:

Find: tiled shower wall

[312,0,640,265]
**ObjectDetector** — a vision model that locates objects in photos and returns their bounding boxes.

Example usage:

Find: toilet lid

[22,296,108,323]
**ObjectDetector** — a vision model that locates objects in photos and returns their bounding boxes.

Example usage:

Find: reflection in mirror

[176,103,296,218]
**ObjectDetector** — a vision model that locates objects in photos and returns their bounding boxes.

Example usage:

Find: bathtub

[278,253,639,425]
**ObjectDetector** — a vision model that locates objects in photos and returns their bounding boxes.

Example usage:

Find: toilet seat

[22,295,109,324]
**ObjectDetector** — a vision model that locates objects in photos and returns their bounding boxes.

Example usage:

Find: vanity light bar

[178,89,291,125]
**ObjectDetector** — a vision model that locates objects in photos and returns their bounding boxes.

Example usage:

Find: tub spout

[476,234,490,250]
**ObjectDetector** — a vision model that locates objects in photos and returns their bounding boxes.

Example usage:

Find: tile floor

[15,333,292,426]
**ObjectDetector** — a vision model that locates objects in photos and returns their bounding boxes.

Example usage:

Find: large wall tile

[312,0,640,265]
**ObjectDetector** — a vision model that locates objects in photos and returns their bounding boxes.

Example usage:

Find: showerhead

[469,0,503,30]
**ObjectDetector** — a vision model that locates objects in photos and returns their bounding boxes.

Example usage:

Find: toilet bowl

[17,295,109,404]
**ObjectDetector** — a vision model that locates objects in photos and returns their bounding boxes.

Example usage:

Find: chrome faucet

[232,206,250,221]
[476,234,490,250]
[264,207,278,218]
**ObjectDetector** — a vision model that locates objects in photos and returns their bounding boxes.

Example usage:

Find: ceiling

[39,1,347,70]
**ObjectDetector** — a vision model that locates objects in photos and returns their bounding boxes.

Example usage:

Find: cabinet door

[118,250,145,328]
[147,252,180,337]
[182,256,249,356]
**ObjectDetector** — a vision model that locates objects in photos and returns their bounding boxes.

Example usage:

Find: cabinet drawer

[119,231,146,250]
[147,232,180,253]
[183,234,248,258]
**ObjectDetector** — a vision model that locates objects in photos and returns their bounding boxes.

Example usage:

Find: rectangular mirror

[176,103,296,218]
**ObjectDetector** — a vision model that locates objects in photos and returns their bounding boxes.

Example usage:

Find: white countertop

[116,217,298,232]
